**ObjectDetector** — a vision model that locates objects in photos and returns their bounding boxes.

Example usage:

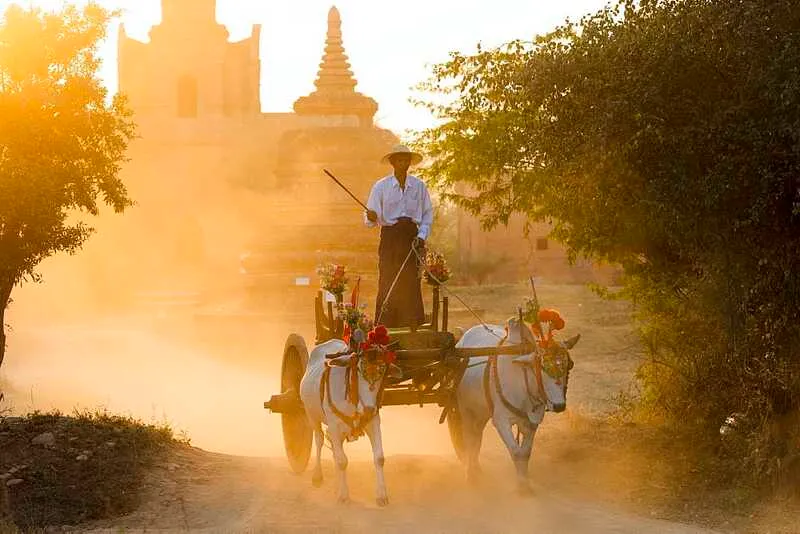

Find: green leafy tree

[0,3,134,369]
[415,0,800,482]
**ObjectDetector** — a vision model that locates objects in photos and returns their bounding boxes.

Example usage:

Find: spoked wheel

[280,334,312,474]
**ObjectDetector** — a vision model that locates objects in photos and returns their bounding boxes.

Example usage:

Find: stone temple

[111,0,399,311]
[78,0,608,318]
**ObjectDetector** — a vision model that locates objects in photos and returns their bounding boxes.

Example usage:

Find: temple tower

[293,6,378,127]
[262,6,397,298]
[118,0,261,119]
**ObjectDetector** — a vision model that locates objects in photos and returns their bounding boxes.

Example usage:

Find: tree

[415,0,800,483]
[0,3,134,369]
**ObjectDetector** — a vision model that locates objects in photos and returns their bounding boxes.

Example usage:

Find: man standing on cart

[364,145,433,329]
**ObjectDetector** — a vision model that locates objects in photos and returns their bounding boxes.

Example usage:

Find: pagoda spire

[314,6,357,94]
[294,6,377,125]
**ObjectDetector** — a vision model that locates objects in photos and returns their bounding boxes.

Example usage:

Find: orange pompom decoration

[538,309,565,330]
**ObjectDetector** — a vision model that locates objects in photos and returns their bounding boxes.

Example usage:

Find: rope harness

[362,241,570,429]
[319,354,389,440]
[482,335,548,421]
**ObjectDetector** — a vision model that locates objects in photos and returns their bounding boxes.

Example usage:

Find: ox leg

[514,424,537,495]
[464,411,488,485]
[311,423,324,488]
[365,415,389,507]
[329,428,350,504]
[494,420,535,495]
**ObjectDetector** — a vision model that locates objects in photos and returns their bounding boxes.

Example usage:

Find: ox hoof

[311,473,323,488]
[337,495,351,505]
[376,496,389,507]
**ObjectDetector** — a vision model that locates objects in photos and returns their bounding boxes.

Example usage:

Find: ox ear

[563,334,581,350]
[326,354,355,367]
[387,363,403,379]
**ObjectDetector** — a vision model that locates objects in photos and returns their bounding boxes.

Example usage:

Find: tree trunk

[0,484,10,526]
[0,307,5,371]
[0,283,10,371]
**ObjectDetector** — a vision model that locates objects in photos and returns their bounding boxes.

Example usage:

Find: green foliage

[0,3,134,290]
[415,0,800,486]
[0,3,134,365]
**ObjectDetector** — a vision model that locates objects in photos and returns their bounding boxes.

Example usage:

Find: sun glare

[1,0,610,133]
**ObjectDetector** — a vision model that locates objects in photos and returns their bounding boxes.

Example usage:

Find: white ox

[299,339,402,506]
[453,317,579,493]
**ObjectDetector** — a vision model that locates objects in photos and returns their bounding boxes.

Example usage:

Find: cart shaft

[394,342,535,361]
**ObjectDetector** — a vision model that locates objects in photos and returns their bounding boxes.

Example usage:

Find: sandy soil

[75,446,719,534]
[0,285,725,533]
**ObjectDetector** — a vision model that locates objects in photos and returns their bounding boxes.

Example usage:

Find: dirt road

[79,446,719,534]
[0,290,723,533]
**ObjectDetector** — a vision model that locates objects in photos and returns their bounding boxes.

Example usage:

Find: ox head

[505,317,580,413]
[326,350,402,419]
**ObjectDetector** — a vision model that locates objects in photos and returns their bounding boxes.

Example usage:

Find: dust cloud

[0,183,724,532]
[0,302,469,460]
[1,320,475,461]
[0,142,454,460]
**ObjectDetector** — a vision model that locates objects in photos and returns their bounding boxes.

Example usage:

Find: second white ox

[299,339,402,506]
[453,317,579,493]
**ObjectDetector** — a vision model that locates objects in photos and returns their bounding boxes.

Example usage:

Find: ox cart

[263,288,535,473]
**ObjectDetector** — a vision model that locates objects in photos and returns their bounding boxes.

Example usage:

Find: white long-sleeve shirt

[364,174,434,240]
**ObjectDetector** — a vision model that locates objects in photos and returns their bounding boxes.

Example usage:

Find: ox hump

[456,324,505,349]
[308,339,349,369]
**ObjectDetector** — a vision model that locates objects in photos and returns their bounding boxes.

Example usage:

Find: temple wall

[118,23,259,119]
[457,212,619,285]
[96,2,611,321]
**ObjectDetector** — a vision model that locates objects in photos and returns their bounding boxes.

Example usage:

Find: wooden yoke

[392,342,536,361]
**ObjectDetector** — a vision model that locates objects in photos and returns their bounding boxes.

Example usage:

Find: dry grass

[540,415,800,533]
[0,410,183,531]
[445,282,799,532]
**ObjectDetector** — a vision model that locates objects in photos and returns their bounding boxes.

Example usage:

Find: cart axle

[264,387,451,414]
[264,391,304,414]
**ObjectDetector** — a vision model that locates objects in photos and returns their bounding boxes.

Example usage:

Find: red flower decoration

[361,325,393,361]
[373,325,390,344]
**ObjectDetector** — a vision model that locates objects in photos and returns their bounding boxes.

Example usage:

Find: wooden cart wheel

[281,334,312,474]
[446,403,467,464]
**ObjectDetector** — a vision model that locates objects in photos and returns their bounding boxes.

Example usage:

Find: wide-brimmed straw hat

[381,144,423,165]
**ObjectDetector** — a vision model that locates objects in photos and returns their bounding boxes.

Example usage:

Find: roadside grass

[0,410,186,531]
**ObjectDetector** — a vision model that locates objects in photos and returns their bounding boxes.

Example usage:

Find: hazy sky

[1,0,611,135]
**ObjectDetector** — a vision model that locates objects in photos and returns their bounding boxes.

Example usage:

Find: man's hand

[413,237,426,251]
[366,209,378,223]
